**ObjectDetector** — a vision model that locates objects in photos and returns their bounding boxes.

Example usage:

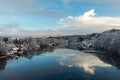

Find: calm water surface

[0,48,120,80]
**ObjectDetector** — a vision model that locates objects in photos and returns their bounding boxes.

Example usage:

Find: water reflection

[0,59,7,71]
[0,48,120,73]
[0,48,120,80]
[91,51,120,69]
[44,49,111,74]
[0,47,54,71]
[22,47,54,59]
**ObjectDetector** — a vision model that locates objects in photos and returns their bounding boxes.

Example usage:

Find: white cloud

[59,9,120,26]
[54,9,120,34]
[0,29,42,37]
[83,9,96,19]
[0,27,65,37]
[1,9,120,37]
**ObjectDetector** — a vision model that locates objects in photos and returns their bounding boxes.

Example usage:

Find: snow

[0,29,120,56]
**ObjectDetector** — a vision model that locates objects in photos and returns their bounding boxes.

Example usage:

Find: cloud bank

[50,9,120,34]
[60,9,120,27]
[0,9,120,37]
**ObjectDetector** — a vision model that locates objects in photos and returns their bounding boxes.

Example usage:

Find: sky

[0,0,120,37]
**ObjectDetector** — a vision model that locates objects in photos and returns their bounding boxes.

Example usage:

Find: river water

[0,48,120,80]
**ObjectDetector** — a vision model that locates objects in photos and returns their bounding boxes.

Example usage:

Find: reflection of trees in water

[88,51,120,69]
[1,46,120,72]
[22,47,54,59]
[0,47,54,72]
[65,46,120,70]
[0,59,7,71]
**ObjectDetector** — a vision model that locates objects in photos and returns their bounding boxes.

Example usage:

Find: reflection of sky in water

[44,49,111,74]
[0,49,120,80]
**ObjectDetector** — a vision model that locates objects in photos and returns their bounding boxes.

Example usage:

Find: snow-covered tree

[93,29,120,54]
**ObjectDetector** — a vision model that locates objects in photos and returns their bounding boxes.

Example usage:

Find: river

[0,48,120,80]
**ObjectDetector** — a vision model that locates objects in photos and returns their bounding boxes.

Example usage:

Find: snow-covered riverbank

[0,29,120,58]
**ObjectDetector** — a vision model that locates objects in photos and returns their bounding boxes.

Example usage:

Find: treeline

[93,29,120,54]
[0,29,120,56]
[0,37,60,56]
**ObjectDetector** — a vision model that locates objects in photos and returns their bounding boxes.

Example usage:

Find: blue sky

[0,0,120,37]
